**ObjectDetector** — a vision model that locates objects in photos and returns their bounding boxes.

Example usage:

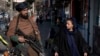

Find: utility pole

[32,2,35,14]
[10,0,13,21]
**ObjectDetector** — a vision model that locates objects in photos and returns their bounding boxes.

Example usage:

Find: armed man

[7,2,44,56]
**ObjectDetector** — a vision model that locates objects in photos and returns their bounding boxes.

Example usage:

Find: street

[38,21,51,56]
[0,0,99,56]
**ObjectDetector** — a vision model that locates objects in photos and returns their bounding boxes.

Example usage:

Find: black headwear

[15,2,28,12]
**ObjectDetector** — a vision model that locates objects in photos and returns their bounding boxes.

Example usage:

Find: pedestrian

[53,18,90,56]
[39,14,43,24]
[44,17,64,56]
[49,17,64,40]
[7,2,42,56]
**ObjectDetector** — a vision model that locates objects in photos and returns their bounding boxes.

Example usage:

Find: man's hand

[84,52,88,56]
[54,52,59,56]
[18,36,26,42]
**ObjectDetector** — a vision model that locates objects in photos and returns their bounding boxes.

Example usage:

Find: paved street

[38,21,52,56]
[38,21,51,44]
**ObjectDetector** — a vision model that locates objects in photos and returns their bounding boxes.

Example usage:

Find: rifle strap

[14,15,20,34]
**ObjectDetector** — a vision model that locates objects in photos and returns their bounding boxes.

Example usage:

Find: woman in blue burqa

[53,18,90,56]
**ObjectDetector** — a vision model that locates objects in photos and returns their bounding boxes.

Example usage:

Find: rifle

[16,29,43,53]
[0,35,22,56]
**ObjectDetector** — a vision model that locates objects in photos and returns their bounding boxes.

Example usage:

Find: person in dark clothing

[39,14,43,24]
[47,17,63,46]
[45,17,63,47]
[53,18,89,56]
